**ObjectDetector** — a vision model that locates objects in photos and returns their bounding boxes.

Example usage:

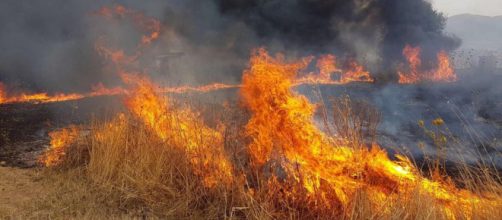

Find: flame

[296,54,374,85]
[159,83,240,94]
[95,5,160,47]
[398,45,457,84]
[94,45,138,66]
[40,126,80,167]
[0,84,85,105]
[121,73,233,188]
[0,80,243,105]
[0,82,7,104]
[33,3,500,216]
[241,48,498,214]
[317,54,339,81]
[432,51,457,82]
[342,60,375,84]
[398,45,421,84]
[0,82,129,105]
[1,4,375,106]
[89,83,127,97]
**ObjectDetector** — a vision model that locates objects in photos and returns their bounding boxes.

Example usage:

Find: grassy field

[12,50,499,219]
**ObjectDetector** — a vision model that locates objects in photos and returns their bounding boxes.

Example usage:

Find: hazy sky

[432,0,502,16]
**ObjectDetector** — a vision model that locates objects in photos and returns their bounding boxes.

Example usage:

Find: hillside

[446,14,502,50]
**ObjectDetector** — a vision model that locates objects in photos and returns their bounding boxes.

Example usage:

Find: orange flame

[0,82,7,104]
[159,83,241,94]
[121,73,233,188]
[432,51,457,82]
[241,48,497,214]
[40,126,80,167]
[34,3,499,216]
[1,3,376,106]
[0,83,84,105]
[0,82,129,105]
[0,80,243,105]
[297,54,374,85]
[95,4,160,47]
[342,60,375,84]
[398,45,457,84]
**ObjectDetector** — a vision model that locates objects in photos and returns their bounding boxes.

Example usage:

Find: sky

[432,0,502,16]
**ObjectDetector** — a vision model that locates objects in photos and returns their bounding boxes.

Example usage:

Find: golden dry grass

[26,104,499,219]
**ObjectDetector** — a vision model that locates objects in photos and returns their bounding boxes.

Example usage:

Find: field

[1,50,502,219]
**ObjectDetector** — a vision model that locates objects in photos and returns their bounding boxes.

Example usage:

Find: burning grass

[38,49,502,219]
[398,45,457,84]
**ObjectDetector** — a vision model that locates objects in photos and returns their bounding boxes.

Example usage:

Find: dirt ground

[0,98,144,219]
[0,167,46,218]
[0,166,128,219]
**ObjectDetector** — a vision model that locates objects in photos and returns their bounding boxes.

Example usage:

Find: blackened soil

[0,96,123,167]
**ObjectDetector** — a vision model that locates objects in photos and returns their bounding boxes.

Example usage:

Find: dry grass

[331,95,381,146]
[33,98,502,220]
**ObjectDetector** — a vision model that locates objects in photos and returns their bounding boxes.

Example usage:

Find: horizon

[432,0,502,17]
[447,13,502,18]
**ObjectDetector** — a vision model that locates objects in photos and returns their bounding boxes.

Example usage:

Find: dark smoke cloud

[215,0,461,78]
[0,0,459,91]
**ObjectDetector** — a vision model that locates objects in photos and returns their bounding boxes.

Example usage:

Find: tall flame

[241,48,497,214]
[34,3,500,217]
[398,45,457,84]
[121,73,233,188]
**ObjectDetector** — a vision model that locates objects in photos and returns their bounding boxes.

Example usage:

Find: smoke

[215,0,461,77]
[0,1,107,92]
[0,0,459,90]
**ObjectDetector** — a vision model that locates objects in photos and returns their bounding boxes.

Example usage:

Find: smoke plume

[0,0,459,90]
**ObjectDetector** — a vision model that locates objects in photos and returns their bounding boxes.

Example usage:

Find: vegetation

[29,50,502,219]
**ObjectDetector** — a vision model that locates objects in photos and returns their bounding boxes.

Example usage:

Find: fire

[1,4,375,106]
[398,45,421,84]
[398,45,457,84]
[0,82,7,104]
[95,5,160,47]
[31,2,501,217]
[159,83,240,94]
[0,80,242,105]
[0,82,129,105]
[317,54,338,80]
[89,83,127,97]
[0,84,85,105]
[297,54,374,85]
[121,73,233,188]
[342,60,375,84]
[94,45,138,67]
[241,48,497,214]
[40,126,80,167]
[432,51,457,82]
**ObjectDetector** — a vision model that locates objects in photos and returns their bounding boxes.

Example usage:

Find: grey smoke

[214,0,461,78]
[0,0,460,90]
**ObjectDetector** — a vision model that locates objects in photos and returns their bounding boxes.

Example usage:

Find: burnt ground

[303,74,502,165]
[0,90,237,168]
[0,96,123,167]
[0,74,501,172]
